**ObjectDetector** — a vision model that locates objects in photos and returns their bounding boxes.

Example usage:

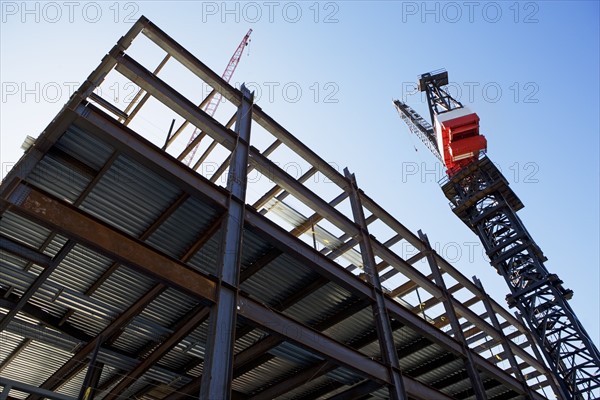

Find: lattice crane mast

[394,69,600,400]
[183,29,252,166]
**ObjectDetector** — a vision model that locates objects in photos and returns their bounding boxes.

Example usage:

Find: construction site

[1,13,599,400]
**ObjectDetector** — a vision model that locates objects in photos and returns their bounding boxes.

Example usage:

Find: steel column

[418,230,488,400]
[345,168,407,400]
[200,85,253,400]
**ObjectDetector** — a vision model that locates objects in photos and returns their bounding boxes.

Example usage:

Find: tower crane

[182,29,252,166]
[394,69,600,400]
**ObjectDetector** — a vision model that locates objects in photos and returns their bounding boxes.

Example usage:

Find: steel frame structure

[0,17,562,400]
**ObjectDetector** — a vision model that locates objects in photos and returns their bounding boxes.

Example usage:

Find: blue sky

[1,0,599,354]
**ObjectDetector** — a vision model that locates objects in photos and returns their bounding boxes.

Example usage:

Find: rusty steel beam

[3,185,217,301]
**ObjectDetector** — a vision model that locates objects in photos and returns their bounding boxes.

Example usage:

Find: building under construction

[0,17,592,400]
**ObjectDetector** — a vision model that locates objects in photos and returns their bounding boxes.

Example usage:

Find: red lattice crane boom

[183,29,252,166]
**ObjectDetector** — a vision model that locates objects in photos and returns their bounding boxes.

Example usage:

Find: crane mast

[183,29,252,166]
[395,69,600,400]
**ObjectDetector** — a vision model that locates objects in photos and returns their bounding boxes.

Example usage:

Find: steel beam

[325,380,383,400]
[419,230,487,400]
[238,295,389,383]
[247,361,336,400]
[2,185,217,302]
[473,276,534,399]
[139,17,348,191]
[0,240,75,332]
[0,378,76,400]
[123,54,172,126]
[0,235,52,267]
[345,168,406,400]
[25,283,164,397]
[104,306,210,400]
[201,85,254,399]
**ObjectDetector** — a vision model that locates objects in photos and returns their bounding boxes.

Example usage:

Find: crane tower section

[395,69,600,400]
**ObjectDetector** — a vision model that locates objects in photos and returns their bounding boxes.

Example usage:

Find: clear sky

[1,0,599,354]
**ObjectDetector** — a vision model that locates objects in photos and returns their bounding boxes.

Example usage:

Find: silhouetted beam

[26,284,165,398]
[0,240,74,332]
[0,235,52,267]
[0,290,92,343]
[326,379,383,400]
[248,361,336,400]
[103,306,210,400]
[295,381,345,400]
